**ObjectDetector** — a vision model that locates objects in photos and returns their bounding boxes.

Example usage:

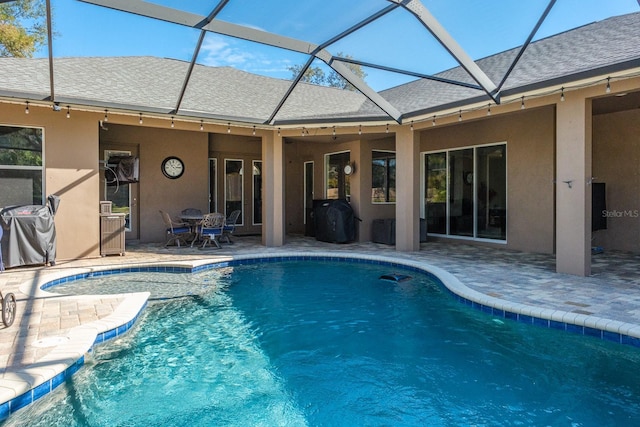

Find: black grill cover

[313,199,356,243]
[0,195,59,268]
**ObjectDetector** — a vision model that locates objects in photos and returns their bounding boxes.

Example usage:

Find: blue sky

[37,0,640,91]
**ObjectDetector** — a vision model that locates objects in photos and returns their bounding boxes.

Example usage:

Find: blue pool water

[5,260,640,426]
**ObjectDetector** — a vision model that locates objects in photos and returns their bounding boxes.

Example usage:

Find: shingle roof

[380,12,640,118]
[0,12,638,125]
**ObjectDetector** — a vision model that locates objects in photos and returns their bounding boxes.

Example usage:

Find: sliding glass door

[423,144,506,241]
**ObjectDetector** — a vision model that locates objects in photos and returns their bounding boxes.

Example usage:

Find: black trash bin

[0,194,60,268]
[313,199,357,243]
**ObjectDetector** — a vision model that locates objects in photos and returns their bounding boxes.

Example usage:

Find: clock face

[162,156,184,179]
[344,164,353,175]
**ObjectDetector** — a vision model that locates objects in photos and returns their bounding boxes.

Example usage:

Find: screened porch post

[556,95,592,276]
[261,130,285,246]
[395,124,421,251]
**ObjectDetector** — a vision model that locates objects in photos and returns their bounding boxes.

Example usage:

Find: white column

[261,130,285,247]
[395,125,421,251]
[556,95,592,276]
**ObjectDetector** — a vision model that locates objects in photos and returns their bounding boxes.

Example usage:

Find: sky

[35,0,640,91]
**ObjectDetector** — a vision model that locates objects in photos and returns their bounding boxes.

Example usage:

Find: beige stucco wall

[1,103,101,261]
[593,108,640,252]
[102,123,209,243]
[419,106,556,254]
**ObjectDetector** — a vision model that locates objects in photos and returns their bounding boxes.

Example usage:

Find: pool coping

[2,250,640,420]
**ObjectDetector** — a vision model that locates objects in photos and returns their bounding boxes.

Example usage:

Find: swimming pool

[5,258,640,425]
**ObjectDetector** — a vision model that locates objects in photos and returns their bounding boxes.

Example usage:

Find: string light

[25,101,29,114]
[487,103,491,116]
[520,96,525,110]
[200,120,204,131]
[139,113,143,124]
[66,106,70,119]
[227,122,231,133]
[332,126,336,137]
[104,109,108,122]
[277,128,281,136]
[605,77,611,93]
[302,127,306,136]
[386,123,389,133]
[560,87,565,102]
[171,116,175,128]
[432,115,436,126]
[458,110,462,121]
[410,120,414,131]
[358,124,362,135]
[252,125,256,136]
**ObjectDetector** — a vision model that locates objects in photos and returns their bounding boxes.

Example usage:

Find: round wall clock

[344,163,354,175]
[161,156,184,179]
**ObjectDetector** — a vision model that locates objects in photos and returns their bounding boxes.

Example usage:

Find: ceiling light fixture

[358,124,362,135]
[410,121,414,131]
[171,116,175,128]
[200,120,204,131]
[139,113,143,124]
[386,123,389,133]
[605,77,611,93]
[227,122,231,133]
[66,106,71,119]
[277,128,281,136]
[458,111,462,121]
[104,109,109,122]
[432,115,436,126]
[252,126,256,136]
[487,103,491,116]
[520,96,525,110]
[25,101,30,114]
[560,87,565,102]
[332,126,336,137]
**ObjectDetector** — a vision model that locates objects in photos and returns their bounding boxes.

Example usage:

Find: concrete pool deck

[1,235,640,417]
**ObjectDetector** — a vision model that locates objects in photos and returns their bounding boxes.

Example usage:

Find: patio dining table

[179,213,203,247]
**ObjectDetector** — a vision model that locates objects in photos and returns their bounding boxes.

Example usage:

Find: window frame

[371,149,396,204]
[0,124,45,206]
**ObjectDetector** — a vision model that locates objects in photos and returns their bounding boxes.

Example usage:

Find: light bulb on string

[200,120,204,131]
[139,113,143,124]
[25,101,29,114]
[66,106,71,119]
[606,77,611,93]
[104,109,109,122]
[560,87,565,102]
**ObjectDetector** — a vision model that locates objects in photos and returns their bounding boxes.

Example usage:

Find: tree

[287,52,367,91]
[0,0,48,58]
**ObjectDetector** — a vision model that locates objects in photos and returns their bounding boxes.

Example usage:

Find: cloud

[198,34,299,79]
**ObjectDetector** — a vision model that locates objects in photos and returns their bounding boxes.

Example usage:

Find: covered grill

[0,195,60,269]
[313,199,358,244]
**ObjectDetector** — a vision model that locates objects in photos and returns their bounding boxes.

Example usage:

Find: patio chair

[159,210,192,248]
[221,210,241,244]
[198,212,225,249]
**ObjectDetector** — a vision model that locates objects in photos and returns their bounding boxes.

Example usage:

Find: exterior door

[304,161,314,236]
[102,146,139,240]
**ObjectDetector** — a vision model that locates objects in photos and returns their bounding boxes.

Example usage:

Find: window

[104,150,132,230]
[0,125,44,207]
[423,143,506,241]
[225,159,243,225]
[371,150,396,203]
[325,151,350,200]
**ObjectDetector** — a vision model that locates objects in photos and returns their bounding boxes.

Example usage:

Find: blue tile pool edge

[3,251,639,421]
[1,299,147,422]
